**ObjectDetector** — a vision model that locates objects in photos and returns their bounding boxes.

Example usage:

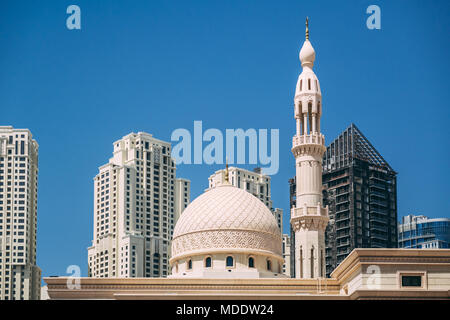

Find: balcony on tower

[292,133,326,157]
[291,203,328,219]
[292,133,324,147]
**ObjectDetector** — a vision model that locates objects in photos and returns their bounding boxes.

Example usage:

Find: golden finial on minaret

[224,158,229,183]
[305,16,309,40]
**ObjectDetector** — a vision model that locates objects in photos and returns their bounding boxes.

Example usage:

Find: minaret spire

[305,17,309,40]
[290,20,329,279]
[299,17,315,68]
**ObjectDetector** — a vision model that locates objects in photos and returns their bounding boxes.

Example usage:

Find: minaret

[290,18,329,279]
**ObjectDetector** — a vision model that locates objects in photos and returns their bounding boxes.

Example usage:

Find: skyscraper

[290,18,329,279]
[399,215,450,249]
[0,126,41,300]
[322,124,398,277]
[174,178,190,224]
[87,132,189,278]
[282,234,291,277]
[208,166,283,232]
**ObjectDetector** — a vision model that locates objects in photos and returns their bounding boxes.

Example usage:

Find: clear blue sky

[1,0,449,279]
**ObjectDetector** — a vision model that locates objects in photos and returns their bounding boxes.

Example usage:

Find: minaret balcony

[290,204,328,219]
[290,205,329,232]
[292,133,324,147]
[292,133,326,156]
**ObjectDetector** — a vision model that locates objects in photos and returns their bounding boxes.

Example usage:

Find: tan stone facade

[44,249,450,300]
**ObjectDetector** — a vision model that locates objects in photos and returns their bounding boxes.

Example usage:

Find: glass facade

[398,215,450,249]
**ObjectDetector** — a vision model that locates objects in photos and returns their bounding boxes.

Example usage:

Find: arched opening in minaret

[320,249,324,277]
[297,102,303,136]
[310,247,314,278]
[308,79,311,90]
[297,102,302,117]
[300,80,302,91]
[317,101,321,133]
[318,250,322,277]
[299,246,303,278]
[308,102,313,134]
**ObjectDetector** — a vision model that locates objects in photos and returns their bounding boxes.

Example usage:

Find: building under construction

[289,124,398,277]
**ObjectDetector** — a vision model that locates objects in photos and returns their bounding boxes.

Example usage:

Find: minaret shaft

[290,18,329,279]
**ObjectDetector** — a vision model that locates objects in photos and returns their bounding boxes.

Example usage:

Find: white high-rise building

[174,178,190,224]
[290,19,329,279]
[208,166,283,232]
[87,132,189,278]
[0,126,41,300]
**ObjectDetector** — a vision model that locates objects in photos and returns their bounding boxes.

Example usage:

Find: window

[248,257,255,268]
[205,257,212,268]
[266,259,271,271]
[226,256,234,267]
[187,259,192,270]
[402,275,422,287]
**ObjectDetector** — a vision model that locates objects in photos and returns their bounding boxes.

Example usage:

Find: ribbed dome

[174,184,280,237]
[171,184,282,260]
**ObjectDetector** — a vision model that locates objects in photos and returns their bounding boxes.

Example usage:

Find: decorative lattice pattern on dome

[173,185,280,238]
[171,230,283,258]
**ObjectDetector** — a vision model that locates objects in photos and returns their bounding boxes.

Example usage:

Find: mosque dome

[169,184,284,278]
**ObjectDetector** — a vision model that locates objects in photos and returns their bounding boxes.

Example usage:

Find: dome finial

[305,17,309,40]
[224,158,229,183]
[299,16,315,68]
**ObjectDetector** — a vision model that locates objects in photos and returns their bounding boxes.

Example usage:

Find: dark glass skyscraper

[289,124,398,277]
